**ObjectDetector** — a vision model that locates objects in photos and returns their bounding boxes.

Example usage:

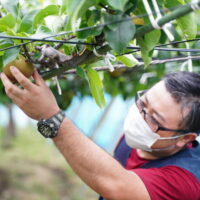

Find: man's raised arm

[0,66,150,200]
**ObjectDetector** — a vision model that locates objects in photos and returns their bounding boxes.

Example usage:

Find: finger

[0,72,23,99]
[10,66,35,91]
[32,68,46,86]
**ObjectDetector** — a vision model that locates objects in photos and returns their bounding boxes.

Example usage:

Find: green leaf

[63,45,73,55]
[107,0,129,10]
[0,56,3,68]
[66,0,87,31]
[0,25,9,32]
[0,36,13,50]
[138,29,161,66]
[125,0,138,14]
[177,13,197,40]
[31,26,52,38]
[103,12,123,31]
[76,66,87,79]
[77,21,102,39]
[0,29,16,37]
[67,0,99,32]
[0,14,15,29]
[33,5,60,27]
[18,10,39,33]
[87,10,101,27]
[117,54,139,67]
[137,38,150,66]
[77,10,102,39]
[144,29,161,50]
[3,47,20,66]
[61,0,69,13]
[177,0,185,4]
[86,68,106,108]
[164,0,182,7]
[1,0,19,18]
[104,15,136,54]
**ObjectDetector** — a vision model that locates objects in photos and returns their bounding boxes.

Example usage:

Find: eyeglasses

[135,90,189,134]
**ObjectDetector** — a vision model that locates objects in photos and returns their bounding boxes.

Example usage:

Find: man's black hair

[164,71,200,134]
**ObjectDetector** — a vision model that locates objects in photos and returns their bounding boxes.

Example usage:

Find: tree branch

[42,45,110,80]
[42,55,200,77]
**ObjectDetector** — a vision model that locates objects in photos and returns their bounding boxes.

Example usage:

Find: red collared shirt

[126,149,200,200]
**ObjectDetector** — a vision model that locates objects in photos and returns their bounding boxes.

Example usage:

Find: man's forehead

[146,81,184,128]
[147,80,179,109]
[148,80,165,93]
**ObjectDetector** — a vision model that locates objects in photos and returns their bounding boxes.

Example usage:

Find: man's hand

[0,66,60,120]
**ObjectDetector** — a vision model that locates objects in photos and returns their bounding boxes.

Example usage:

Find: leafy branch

[42,1,200,79]
[0,0,200,108]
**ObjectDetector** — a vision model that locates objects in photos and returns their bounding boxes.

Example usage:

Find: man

[0,67,200,200]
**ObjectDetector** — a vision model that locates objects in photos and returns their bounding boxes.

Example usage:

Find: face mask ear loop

[151,132,194,152]
[150,134,187,152]
[151,144,176,152]
[157,133,191,140]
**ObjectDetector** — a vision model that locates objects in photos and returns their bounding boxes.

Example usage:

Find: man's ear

[176,133,197,148]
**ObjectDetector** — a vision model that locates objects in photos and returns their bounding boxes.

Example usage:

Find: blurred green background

[0,126,98,200]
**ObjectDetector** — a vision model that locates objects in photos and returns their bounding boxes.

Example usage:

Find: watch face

[37,114,63,138]
[39,123,52,137]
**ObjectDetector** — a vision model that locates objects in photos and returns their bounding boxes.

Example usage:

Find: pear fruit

[3,56,34,83]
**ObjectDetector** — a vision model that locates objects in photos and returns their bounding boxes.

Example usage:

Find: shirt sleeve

[131,166,200,200]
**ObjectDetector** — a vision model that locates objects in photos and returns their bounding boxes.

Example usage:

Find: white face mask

[123,103,185,152]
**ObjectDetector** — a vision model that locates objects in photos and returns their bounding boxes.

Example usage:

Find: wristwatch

[37,110,65,138]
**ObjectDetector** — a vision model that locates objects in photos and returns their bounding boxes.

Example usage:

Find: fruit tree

[0,0,200,109]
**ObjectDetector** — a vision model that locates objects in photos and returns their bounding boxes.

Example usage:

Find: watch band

[50,111,65,125]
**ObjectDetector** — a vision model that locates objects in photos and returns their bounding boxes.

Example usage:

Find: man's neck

[136,147,183,160]
[136,149,158,160]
